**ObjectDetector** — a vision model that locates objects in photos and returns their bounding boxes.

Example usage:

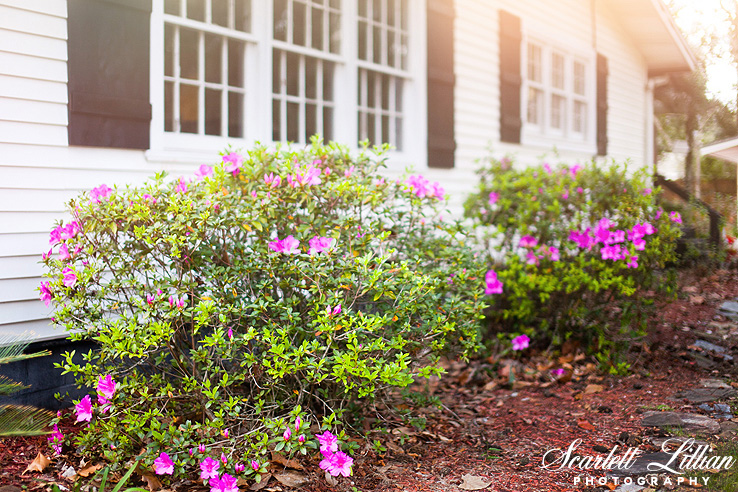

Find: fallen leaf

[577,420,597,431]
[270,451,304,470]
[140,472,161,492]
[249,473,272,491]
[273,470,309,487]
[690,295,705,305]
[22,453,50,474]
[604,482,617,490]
[584,384,604,395]
[683,285,699,293]
[459,474,493,490]
[77,463,103,477]
[324,471,339,486]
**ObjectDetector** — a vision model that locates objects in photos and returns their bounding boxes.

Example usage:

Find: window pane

[274,0,288,41]
[165,24,174,77]
[187,0,205,21]
[286,51,300,96]
[359,1,367,18]
[358,21,368,61]
[387,30,395,67]
[180,84,199,133]
[574,101,586,134]
[272,99,282,140]
[165,0,180,16]
[394,76,403,110]
[164,81,174,131]
[229,92,243,137]
[395,116,402,149]
[228,40,244,87]
[235,0,251,32]
[552,52,564,90]
[382,114,389,144]
[205,34,222,84]
[323,106,333,141]
[373,0,382,21]
[306,103,317,140]
[367,113,376,144]
[323,62,334,100]
[205,89,222,135]
[306,57,317,100]
[273,49,282,93]
[381,74,389,110]
[293,1,306,46]
[574,62,586,95]
[387,0,396,26]
[551,94,565,130]
[329,12,341,53]
[527,87,542,125]
[212,0,228,27]
[180,28,199,80]
[312,7,324,50]
[367,70,375,106]
[527,44,542,83]
[373,25,382,64]
[287,102,300,141]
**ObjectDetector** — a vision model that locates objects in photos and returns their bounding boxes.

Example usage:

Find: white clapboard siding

[0,277,45,303]
[0,318,67,342]
[0,75,67,103]
[0,299,52,325]
[0,121,67,146]
[0,232,49,258]
[0,4,66,39]
[0,97,67,125]
[0,28,67,60]
[0,0,66,18]
[0,255,44,281]
[0,188,73,213]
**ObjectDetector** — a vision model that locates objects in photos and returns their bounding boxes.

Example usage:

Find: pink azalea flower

[551,368,566,377]
[488,191,499,205]
[49,225,64,245]
[283,428,292,441]
[632,238,646,251]
[268,235,300,254]
[39,281,53,306]
[655,208,663,220]
[47,424,63,454]
[484,270,503,295]
[235,463,245,473]
[146,294,155,305]
[195,164,214,181]
[298,434,305,443]
[61,221,81,240]
[264,172,282,188]
[175,177,188,193]
[75,394,93,423]
[332,305,342,316]
[325,167,333,176]
[308,236,334,255]
[543,162,552,174]
[290,165,323,186]
[58,244,70,261]
[154,452,174,475]
[143,193,157,203]
[227,328,233,340]
[62,267,77,288]
[626,255,639,268]
[525,251,539,266]
[609,230,625,244]
[168,295,186,308]
[251,460,260,471]
[569,229,594,250]
[295,416,302,431]
[90,184,113,204]
[519,235,538,248]
[601,244,624,261]
[223,152,243,175]
[200,457,220,480]
[576,186,584,194]
[198,444,207,453]
[210,473,238,492]
[511,334,530,351]
[642,188,652,195]
[561,191,569,200]
[643,222,655,235]
[431,181,445,200]
[97,374,116,404]
[223,428,230,438]
[221,452,228,464]
[570,164,582,178]
[42,248,53,260]
[344,165,356,178]
[669,211,682,224]
[316,431,338,454]
[319,450,353,477]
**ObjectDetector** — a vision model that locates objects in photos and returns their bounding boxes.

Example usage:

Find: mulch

[3,266,738,491]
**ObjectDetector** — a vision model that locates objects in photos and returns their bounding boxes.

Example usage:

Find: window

[155,0,418,154]
[522,39,593,149]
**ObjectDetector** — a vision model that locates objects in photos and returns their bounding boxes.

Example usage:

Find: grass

[687,441,738,491]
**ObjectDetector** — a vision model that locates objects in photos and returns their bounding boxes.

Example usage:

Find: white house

[0,0,694,350]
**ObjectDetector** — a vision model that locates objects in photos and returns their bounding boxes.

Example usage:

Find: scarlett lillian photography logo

[541,438,735,474]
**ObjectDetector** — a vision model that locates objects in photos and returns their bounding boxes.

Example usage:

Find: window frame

[147,0,427,166]
[520,30,596,154]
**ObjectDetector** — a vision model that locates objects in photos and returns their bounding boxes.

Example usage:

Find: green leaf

[0,405,55,437]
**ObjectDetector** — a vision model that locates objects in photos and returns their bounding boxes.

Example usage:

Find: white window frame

[147,0,427,167]
[520,30,596,154]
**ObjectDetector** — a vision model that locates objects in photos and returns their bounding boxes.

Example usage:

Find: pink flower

[511,334,530,351]
[484,270,503,295]
[143,193,157,203]
[62,267,77,288]
[251,460,260,471]
[175,177,188,193]
[223,428,230,438]
[264,172,282,188]
[195,164,214,181]
[319,450,353,477]
[655,208,663,220]
[90,184,113,203]
[551,368,566,377]
[39,281,53,306]
[97,374,116,404]
[223,152,243,175]
[642,188,652,195]
[75,395,92,423]
[61,221,81,240]
[295,416,302,431]
[576,186,584,194]
[569,229,594,250]
[146,294,155,305]
[519,235,538,248]
[308,236,334,255]
[626,255,639,268]
[525,251,539,266]
[488,192,499,205]
[283,428,292,441]
[221,452,228,464]
[561,191,569,200]
[289,165,323,187]
[227,328,233,340]
[298,434,305,443]
[49,225,63,245]
[632,238,646,251]
[543,163,552,174]
[601,244,624,261]
[58,244,70,261]
[47,424,63,454]
[344,165,356,178]
[328,304,342,316]
[669,211,682,224]
[210,473,238,492]
[570,164,582,178]
[154,452,174,475]
[316,431,338,454]
[235,463,245,473]
[403,175,443,199]
[200,457,220,480]
[42,248,53,260]
[268,235,300,254]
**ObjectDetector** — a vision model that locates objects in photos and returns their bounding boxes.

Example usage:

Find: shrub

[464,157,681,365]
[40,139,485,483]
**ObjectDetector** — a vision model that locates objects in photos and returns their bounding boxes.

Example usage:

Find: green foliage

[41,139,486,480]
[464,156,681,361]
[0,335,54,436]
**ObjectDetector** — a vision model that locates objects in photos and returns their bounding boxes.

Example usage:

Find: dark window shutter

[596,53,608,156]
[427,0,455,169]
[67,0,152,149]
[499,10,521,144]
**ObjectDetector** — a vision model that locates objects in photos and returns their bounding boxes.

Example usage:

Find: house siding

[0,0,661,345]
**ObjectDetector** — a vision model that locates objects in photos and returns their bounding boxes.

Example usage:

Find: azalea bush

[465,157,681,366]
[40,139,486,485]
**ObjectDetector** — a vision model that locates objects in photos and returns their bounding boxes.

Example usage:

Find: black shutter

[596,53,608,156]
[427,0,455,169]
[499,10,521,144]
[67,0,152,149]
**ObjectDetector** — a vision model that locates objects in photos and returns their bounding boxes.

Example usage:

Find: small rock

[633,382,644,390]
[640,411,721,434]
[674,386,736,404]
[598,406,613,414]
[618,431,630,443]
[0,487,23,492]
[593,445,610,453]
[718,300,738,317]
[693,340,734,361]
[700,379,733,389]
[610,452,676,477]
[615,484,645,492]
[720,421,738,432]
[650,436,709,450]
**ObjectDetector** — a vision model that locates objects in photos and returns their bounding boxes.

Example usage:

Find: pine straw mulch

[3,266,738,492]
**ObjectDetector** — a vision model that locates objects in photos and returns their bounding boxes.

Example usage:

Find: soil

[3,266,738,492]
